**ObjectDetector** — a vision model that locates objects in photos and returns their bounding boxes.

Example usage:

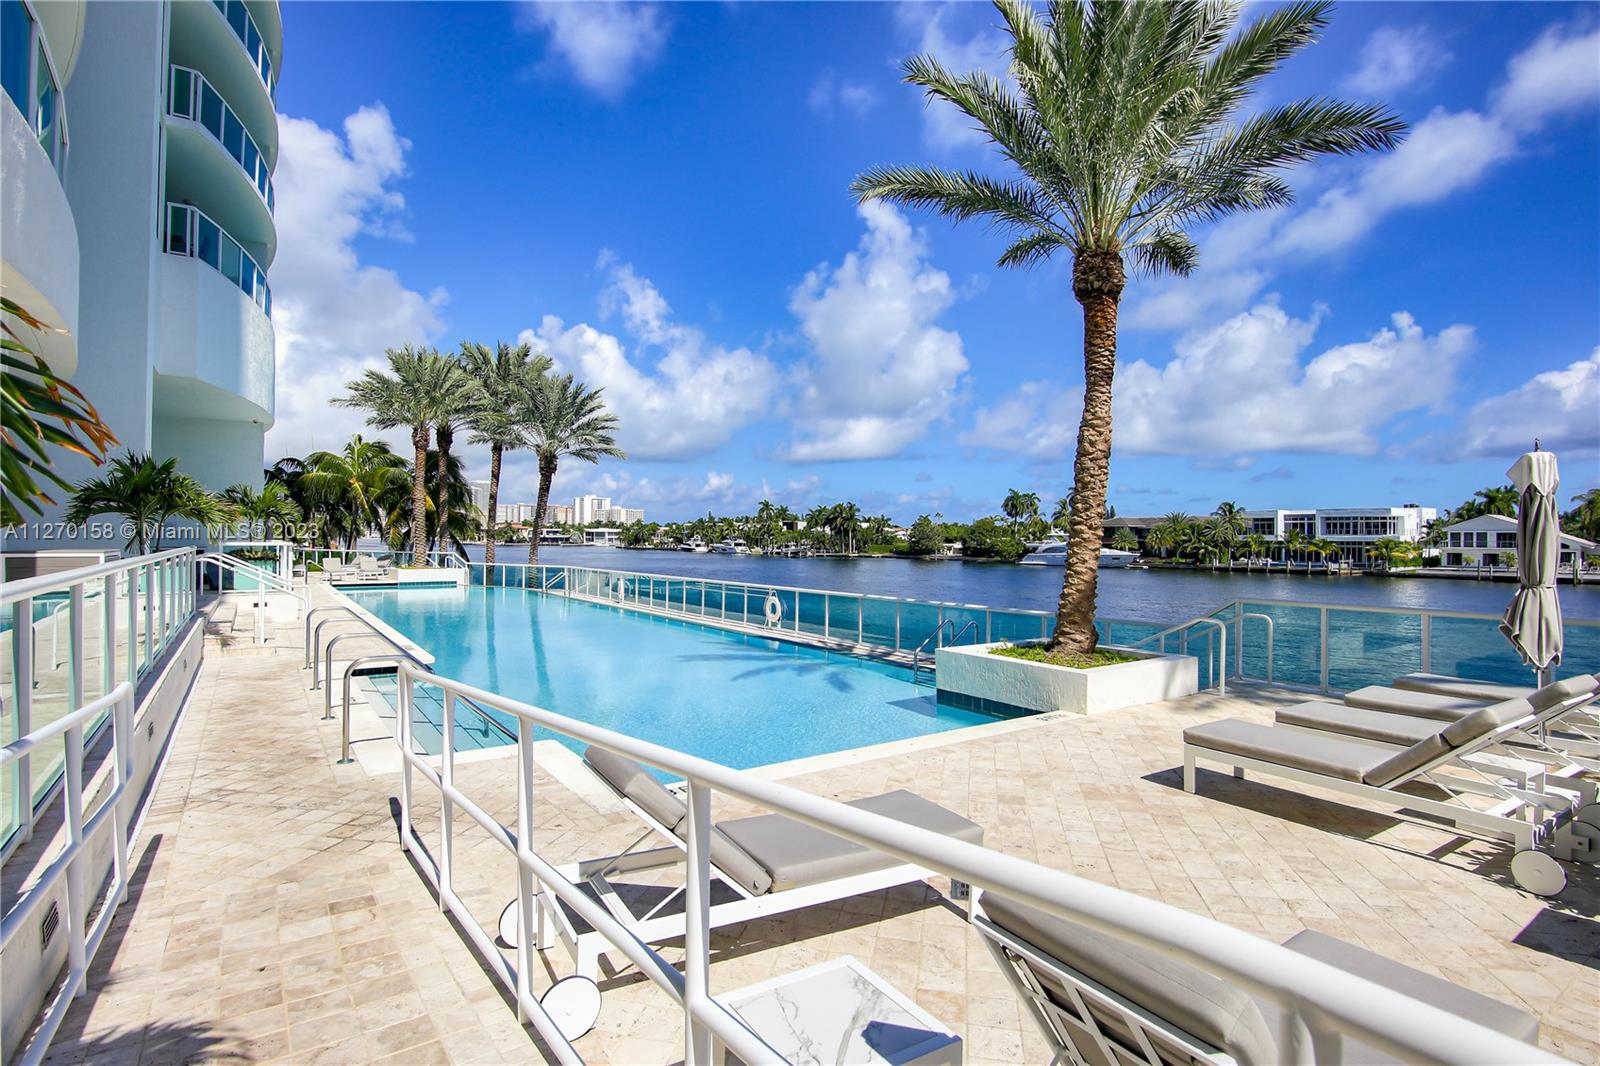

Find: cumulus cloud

[1344,26,1452,96]
[809,70,878,118]
[894,3,1010,151]
[785,203,969,461]
[264,105,447,460]
[519,256,776,461]
[964,303,1474,460]
[1125,18,1600,329]
[515,2,668,99]
[1459,349,1600,458]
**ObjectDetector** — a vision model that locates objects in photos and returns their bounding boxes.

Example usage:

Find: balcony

[168,0,277,169]
[164,64,275,266]
[168,66,273,213]
[0,92,78,376]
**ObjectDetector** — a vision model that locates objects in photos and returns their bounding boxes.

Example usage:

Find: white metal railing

[1131,616,1229,695]
[197,552,304,645]
[3,548,198,856]
[166,64,274,211]
[163,201,271,315]
[393,662,1564,1066]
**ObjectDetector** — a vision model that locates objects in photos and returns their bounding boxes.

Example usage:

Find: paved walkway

[37,594,1600,1065]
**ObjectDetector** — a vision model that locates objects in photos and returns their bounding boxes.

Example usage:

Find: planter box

[935,641,1198,717]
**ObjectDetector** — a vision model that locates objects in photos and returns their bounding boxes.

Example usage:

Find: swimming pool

[343,585,1023,768]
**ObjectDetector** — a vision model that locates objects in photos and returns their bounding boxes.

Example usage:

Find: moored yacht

[1021,535,1137,568]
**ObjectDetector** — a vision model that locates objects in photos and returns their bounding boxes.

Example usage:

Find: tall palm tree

[221,481,302,540]
[1242,532,1268,571]
[65,452,231,554]
[1565,489,1600,543]
[1282,528,1306,571]
[378,447,481,555]
[1156,512,1191,560]
[461,341,550,566]
[1002,489,1041,534]
[853,0,1403,653]
[302,436,410,548]
[429,355,484,556]
[335,345,463,566]
[1203,515,1237,569]
[1473,485,1518,518]
[1050,496,1072,530]
[521,373,624,567]
[833,501,862,554]
[1213,501,1249,535]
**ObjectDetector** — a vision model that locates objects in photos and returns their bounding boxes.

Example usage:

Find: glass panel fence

[1326,608,1423,693]
[795,592,827,637]
[826,596,860,643]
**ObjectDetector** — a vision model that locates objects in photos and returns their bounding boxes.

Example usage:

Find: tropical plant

[2,297,118,525]
[1281,529,1306,570]
[461,340,550,566]
[1108,527,1139,554]
[1002,489,1041,534]
[908,515,945,556]
[1203,515,1237,568]
[1155,513,1192,560]
[377,447,481,555]
[1241,532,1268,571]
[1563,489,1600,542]
[302,436,410,548]
[335,345,465,566]
[221,481,302,540]
[265,456,314,523]
[853,0,1404,653]
[1213,501,1249,535]
[64,452,230,554]
[522,373,624,566]
[1143,521,1175,559]
[1050,496,1072,530]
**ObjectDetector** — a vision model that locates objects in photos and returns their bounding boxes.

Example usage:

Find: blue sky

[265,1,1600,523]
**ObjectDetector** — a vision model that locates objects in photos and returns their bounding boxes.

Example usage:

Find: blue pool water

[344,585,1020,769]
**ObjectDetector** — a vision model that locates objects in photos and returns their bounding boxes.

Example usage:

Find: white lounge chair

[974,891,1541,1066]
[1391,672,1537,702]
[1183,695,1600,895]
[1277,675,1600,772]
[355,554,392,581]
[536,747,983,979]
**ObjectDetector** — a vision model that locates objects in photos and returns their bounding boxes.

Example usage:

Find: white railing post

[683,779,714,1065]
[1420,613,1432,674]
[398,671,414,851]
[142,562,154,668]
[125,571,138,683]
[1319,607,1330,692]
[64,583,87,996]
[13,599,34,841]
[111,688,133,904]
[515,717,537,1025]
[440,690,455,913]
[102,573,116,696]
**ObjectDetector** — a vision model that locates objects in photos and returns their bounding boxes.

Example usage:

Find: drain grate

[41,900,60,951]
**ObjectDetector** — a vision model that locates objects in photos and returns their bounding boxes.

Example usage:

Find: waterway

[458,544,1600,624]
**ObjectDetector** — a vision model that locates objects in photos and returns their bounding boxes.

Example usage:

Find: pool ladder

[910,619,978,684]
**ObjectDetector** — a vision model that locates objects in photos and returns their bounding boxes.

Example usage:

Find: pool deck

[31,589,1600,1065]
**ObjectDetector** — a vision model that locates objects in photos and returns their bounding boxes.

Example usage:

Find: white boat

[681,539,711,553]
[1020,536,1138,568]
[710,538,750,555]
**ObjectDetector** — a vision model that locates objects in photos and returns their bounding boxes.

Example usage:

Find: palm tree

[461,341,550,567]
[1282,529,1306,572]
[1050,496,1072,530]
[1109,527,1139,554]
[379,447,481,555]
[522,373,624,567]
[1203,515,1237,569]
[834,501,862,553]
[1213,501,1249,536]
[1242,532,1268,571]
[335,345,464,566]
[1473,485,1518,518]
[221,481,302,540]
[1565,489,1600,542]
[302,436,410,548]
[853,0,1403,653]
[1156,513,1191,560]
[65,452,231,554]
[428,355,484,556]
[1002,489,1041,534]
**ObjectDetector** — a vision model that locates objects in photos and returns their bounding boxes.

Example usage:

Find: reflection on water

[456,544,1600,624]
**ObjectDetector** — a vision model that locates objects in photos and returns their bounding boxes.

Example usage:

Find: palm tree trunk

[485,445,502,568]
[1050,252,1124,655]
[529,453,557,570]
[434,423,453,556]
[409,425,429,566]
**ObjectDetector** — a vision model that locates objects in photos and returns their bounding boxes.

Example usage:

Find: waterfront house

[1440,513,1596,569]
[1243,505,1437,567]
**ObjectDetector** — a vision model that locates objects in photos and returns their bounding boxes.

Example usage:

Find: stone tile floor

[34,604,1600,1065]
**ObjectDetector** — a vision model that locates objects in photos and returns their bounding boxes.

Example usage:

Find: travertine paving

[37,598,1600,1065]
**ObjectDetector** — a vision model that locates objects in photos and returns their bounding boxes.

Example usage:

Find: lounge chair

[1391,673,1536,702]
[321,558,358,582]
[356,554,392,581]
[536,747,983,978]
[974,891,1540,1066]
[1182,696,1599,895]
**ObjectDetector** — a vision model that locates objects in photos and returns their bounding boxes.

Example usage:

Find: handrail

[1239,611,1275,683]
[397,661,1563,1066]
[0,547,193,605]
[336,648,516,763]
[912,618,977,680]
[1130,615,1228,695]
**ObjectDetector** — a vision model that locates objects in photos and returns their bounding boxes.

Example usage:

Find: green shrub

[989,645,1139,669]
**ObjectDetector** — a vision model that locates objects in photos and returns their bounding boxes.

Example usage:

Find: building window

[1497,532,1517,548]
[1251,518,1276,536]
[1448,532,1460,547]
[2,1,65,173]
[1,3,28,114]
[170,65,274,215]
[165,202,271,314]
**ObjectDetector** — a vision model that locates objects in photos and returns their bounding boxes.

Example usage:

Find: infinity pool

[342,585,1021,768]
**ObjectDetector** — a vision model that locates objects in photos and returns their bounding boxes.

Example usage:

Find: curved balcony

[168,0,277,167]
[165,65,275,265]
[156,232,275,425]
[164,203,271,320]
[1,92,78,377]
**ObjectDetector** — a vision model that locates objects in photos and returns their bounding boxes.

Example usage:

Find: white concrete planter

[394,567,466,586]
[935,641,1198,716]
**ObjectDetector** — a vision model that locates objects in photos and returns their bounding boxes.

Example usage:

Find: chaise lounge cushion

[1528,673,1600,710]
[1276,703,1444,747]
[1184,719,1403,782]
[1392,673,1534,702]
[583,747,774,896]
[1439,698,1533,748]
[1281,929,1539,1044]
[981,894,1278,1066]
[716,790,983,893]
[1343,685,1483,721]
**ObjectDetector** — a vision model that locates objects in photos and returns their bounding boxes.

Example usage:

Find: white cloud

[809,70,878,118]
[1459,349,1600,458]
[551,466,767,519]
[1126,19,1600,330]
[264,105,447,460]
[785,203,969,461]
[964,303,1474,459]
[1344,26,1452,96]
[894,3,1010,151]
[515,2,668,99]
[519,257,776,461]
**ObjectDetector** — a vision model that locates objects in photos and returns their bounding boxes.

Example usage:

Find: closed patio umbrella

[1499,448,1563,678]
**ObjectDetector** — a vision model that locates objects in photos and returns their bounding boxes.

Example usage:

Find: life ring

[764,592,783,627]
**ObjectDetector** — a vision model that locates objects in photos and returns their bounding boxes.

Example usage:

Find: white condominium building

[572,494,610,525]
[2,0,281,550]
[1243,506,1438,565]
[468,479,490,517]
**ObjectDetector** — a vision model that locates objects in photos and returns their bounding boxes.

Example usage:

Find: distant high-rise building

[572,494,611,524]
[547,504,574,525]
[601,507,644,525]
[468,480,490,516]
